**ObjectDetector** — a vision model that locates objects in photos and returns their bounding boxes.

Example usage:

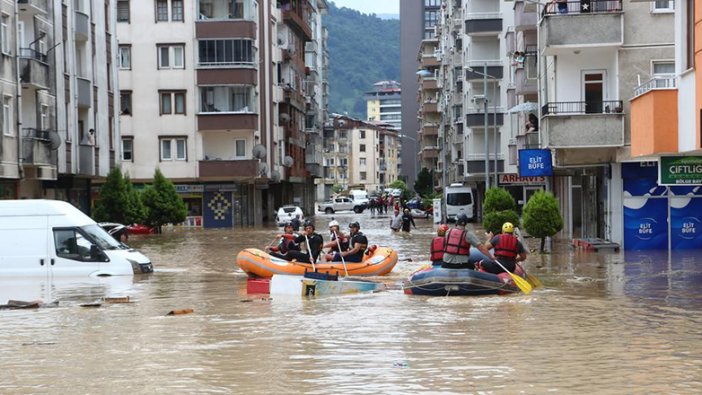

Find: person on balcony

[557,0,568,14]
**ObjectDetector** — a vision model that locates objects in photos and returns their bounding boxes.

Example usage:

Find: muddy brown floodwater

[1,211,702,394]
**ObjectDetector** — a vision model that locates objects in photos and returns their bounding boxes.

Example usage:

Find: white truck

[445,183,475,222]
[317,196,366,214]
[0,200,153,276]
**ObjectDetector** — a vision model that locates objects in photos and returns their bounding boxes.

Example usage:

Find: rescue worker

[290,214,302,232]
[481,222,528,274]
[430,224,449,266]
[322,219,348,253]
[267,222,299,254]
[327,221,367,263]
[441,213,492,269]
[273,221,323,264]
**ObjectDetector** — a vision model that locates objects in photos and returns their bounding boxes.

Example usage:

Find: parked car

[317,197,365,214]
[276,205,304,226]
[407,197,423,210]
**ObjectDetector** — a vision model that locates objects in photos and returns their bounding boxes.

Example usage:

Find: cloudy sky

[332,0,399,15]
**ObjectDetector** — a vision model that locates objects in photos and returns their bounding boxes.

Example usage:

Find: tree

[388,179,412,201]
[93,167,129,224]
[482,187,520,234]
[414,168,433,197]
[123,175,146,225]
[331,183,344,195]
[522,190,563,252]
[141,169,187,233]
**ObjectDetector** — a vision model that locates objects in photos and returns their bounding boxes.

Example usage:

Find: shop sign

[498,174,547,186]
[518,149,553,177]
[175,184,204,193]
[659,156,702,185]
[204,184,238,192]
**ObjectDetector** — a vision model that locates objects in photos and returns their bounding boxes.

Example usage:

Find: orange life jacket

[494,233,519,259]
[443,228,471,255]
[430,236,444,261]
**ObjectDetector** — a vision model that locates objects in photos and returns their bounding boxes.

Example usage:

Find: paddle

[492,259,533,295]
[303,233,316,272]
[333,230,349,277]
[514,227,543,288]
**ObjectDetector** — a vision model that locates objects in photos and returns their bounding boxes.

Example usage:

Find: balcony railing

[22,128,58,166]
[542,0,622,17]
[542,100,623,115]
[633,76,677,98]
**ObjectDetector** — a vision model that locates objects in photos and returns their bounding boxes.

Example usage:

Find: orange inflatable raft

[236,247,398,278]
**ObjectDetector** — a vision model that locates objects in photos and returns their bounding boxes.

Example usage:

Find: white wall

[554,49,618,102]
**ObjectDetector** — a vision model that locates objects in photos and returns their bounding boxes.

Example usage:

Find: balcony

[514,1,537,31]
[422,123,439,136]
[541,100,625,148]
[420,54,439,68]
[421,78,438,90]
[282,8,312,41]
[465,13,502,35]
[465,112,504,127]
[78,144,94,176]
[22,128,58,167]
[19,49,49,90]
[465,64,503,81]
[199,159,258,180]
[515,68,537,96]
[423,101,438,113]
[198,113,258,131]
[421,146,440,159]
[75,11,89,41]
[539,0,623,56]
[195,20,257,39]
[18,0,47,14]
[630,77,678,157]
[77,77,91,108]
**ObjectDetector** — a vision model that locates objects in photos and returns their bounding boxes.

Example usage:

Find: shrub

[522,190,563,252]
[483,210,521,235]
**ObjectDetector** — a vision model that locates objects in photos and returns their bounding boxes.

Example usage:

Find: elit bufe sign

[518,149,553,177]
[659,156,702,185]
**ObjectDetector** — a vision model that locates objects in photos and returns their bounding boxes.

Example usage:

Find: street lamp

[467,64,500,189]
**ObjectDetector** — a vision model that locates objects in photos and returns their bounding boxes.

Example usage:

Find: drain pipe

[15,3,24,181]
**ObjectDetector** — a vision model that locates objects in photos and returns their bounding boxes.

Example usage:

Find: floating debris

[104,296,131,304]
[166,308,194,316]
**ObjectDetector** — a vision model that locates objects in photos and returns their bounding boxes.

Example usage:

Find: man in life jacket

[281,220,324,264]
[322,219,348,253]
[267,222,299,254]
[441,213,492,269]
[327,221,368,263]
[430,224,449,265]
[481,222,528,274]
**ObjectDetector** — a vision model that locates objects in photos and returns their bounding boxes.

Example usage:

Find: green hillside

[324,3,400,118]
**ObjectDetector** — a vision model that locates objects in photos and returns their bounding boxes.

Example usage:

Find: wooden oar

[333,231,349,277]
[265,235,279,251]
[514,227,543,288]
[303,234,316,272]
[493,259,532,295]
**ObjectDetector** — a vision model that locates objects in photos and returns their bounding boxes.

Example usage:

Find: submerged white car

[275,205,304,226]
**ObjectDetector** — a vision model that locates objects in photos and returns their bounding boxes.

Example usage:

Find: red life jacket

[494,233,519,259]
[430,236,444,261]
[443,228,471,255]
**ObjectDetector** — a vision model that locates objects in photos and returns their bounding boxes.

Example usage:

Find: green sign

[659,156,702,185]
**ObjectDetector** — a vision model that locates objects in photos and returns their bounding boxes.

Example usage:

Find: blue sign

[518,149,553,177]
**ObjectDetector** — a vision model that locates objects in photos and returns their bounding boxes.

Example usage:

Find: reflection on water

[1,212,702,393]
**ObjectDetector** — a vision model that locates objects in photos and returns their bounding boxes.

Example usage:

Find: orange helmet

[437,224,449,236]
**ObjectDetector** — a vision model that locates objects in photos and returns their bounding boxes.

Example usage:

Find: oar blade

[527,273,543,288]
[509,272,533,294]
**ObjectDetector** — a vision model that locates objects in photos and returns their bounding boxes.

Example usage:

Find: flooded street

[2,212,702,394]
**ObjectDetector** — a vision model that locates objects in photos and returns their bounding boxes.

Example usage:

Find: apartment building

[321,115,399,197]
[117,0,327,227]
[400,0,441,187]
[0,0,118,213]
[365,80,401,131]
[626,0,701,251]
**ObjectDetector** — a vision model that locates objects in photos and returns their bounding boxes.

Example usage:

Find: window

[40,105,49,130]
[360,158,366,166]
[118,45,131,69]
[1,15,9,55]
[652,1,674,12]
[360,144,366,152]
[120,91,132,115]
[172,0,184,21]
[54,228,98,262]
[359,130,366,139]
[198,39,254,66]
[158,44,185,69]
[117,0,130,22]
[235,139,246,158]
[160,137,187,161]
[360,171,367,181]
[121,137,133,161]
[156,0,169,21]
[3,96,11,136]
[652,61,675,76]
[160,91,186,115]
[200,86,255,113]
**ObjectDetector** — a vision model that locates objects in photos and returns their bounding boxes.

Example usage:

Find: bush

[141,169,187,233]
[483,210,521,235]
[522,190,563,252]
[483,187,516,213]
[388,179,412,201]
[414,168,433,197]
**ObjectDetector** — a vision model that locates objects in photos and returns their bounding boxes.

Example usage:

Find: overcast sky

[332,0,399,15]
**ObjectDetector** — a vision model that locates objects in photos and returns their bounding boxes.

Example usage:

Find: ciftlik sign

[659,156,702,185]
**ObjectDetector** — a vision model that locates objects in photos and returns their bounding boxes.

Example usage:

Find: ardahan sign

[498,174,547,186]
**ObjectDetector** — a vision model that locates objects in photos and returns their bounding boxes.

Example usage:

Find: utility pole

[483,63,489,190]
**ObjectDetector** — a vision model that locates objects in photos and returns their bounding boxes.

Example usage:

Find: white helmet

[328,220,339,228]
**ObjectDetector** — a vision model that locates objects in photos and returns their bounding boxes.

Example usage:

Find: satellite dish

[270,170,281,183]
[43,130,62,151]
[252,144,267,159]
[283,155,294,167]
[338,120,346,127]
[259,162,269,177]
[280,113,290,123]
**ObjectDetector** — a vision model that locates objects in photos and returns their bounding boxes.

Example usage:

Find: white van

[349,190,369,211]
[0,200,153,276]
[445,184,475,222]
